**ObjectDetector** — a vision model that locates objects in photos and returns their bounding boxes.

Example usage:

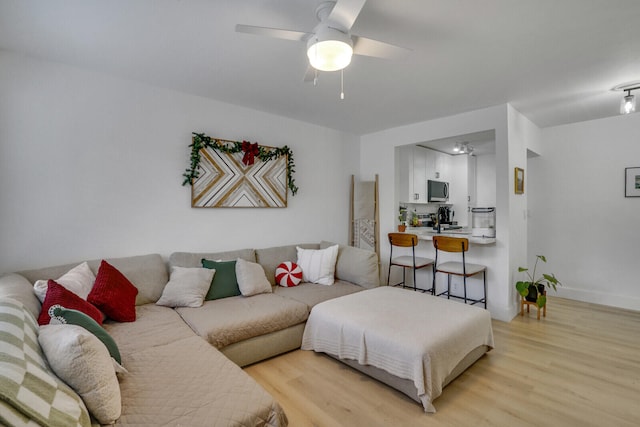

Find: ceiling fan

[235,0,410,83]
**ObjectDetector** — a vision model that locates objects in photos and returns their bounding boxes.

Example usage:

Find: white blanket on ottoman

[301,286,494,412]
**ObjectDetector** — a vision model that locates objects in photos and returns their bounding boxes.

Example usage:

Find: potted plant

[397,214,406,232]
[515,255,561,308]
[398,208,407,232]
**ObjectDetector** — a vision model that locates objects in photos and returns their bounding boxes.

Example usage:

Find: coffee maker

[437,206,452,225]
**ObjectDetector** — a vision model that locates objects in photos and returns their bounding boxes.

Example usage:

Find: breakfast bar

[412,228,496,245]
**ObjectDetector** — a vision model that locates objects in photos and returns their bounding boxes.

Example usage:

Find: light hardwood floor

[245,296,640,427]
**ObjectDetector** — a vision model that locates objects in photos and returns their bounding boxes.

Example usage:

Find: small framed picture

[625,167,640,197]
[515,167,524,194]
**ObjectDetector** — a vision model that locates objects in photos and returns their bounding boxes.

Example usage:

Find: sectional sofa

[0,242,379,426]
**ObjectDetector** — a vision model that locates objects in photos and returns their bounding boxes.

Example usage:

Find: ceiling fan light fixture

[307,26,353,72]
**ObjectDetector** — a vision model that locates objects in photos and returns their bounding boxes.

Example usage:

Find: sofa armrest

[0,273,42,320]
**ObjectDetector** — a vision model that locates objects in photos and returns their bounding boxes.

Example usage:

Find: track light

[621,89,636,115]
[612,82,640,115]
[455,142,474,155]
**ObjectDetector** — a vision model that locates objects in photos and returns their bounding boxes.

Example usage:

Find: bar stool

[432,235,487,308]
[387,233,434,293]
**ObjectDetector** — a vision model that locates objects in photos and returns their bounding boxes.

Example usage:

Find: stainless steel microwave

[427,180,449,202]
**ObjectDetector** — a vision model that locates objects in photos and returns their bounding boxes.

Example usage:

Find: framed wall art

[183,133,298,208]
[515,167,524,194]
[625,167,640,197]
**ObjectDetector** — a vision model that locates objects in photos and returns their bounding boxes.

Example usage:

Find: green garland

[182,132,298,196]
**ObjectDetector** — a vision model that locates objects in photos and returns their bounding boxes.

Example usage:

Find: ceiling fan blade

[352,35,411,59]
[328,0,367,31]
[303,65,317,83]
[235,24,311,42]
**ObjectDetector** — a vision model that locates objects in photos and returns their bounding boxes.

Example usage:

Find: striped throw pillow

[0,298,91,427]
[296,244,339,286]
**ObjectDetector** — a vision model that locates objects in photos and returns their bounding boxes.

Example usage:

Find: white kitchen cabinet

[413,146,427,202]
[398,145,462,204]
[398,145,430,203]
[432,151,451,182]
[397,145,413,203]
[467,155,477,207]
[423,149,435,181]
[449,154,469,226]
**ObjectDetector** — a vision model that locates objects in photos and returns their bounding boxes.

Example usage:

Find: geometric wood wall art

[191,145,288,208]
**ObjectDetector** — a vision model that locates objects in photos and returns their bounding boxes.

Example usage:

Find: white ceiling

[2,0,639,135]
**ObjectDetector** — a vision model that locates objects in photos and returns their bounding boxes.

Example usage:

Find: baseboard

[555,287,640,312]
[490,304,519,322]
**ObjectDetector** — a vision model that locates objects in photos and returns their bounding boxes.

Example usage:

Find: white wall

[0,52,359,273]
[506,105,542,315]
[360,104,521,321]
[529,112,640,310]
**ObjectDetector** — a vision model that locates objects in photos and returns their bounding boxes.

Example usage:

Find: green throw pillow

[201,259,241,300]
[49,305,121,364]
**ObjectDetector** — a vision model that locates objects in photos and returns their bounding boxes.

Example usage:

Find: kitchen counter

[405,228,496,245]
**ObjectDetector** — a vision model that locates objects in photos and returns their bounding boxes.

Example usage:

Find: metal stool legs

[387,233,434,292]
[387,263,420,291]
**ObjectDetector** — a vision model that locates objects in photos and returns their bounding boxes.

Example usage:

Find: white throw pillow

[33,262,95,303]
[38,324,122,425]
[296,244,339,285]
[235,258,272,296]
[156,266,215,308]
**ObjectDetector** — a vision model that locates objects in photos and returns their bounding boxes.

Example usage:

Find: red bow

[241,141,260,166]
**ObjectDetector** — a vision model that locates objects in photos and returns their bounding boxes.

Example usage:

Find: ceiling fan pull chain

[341,69,345,100]
[314,68,318,86]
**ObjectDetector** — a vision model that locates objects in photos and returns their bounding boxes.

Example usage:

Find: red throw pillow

[88,260,138,322]
[38,280,103,326]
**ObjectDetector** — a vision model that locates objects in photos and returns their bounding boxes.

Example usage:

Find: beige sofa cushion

[102,304,196,356]
[321,241,380,289]
[175,293,308,349]
[255,243,319,286]
[115,335,287,426]
[274,280,364,309]
[18,254,168,306]
[169,248,256,268]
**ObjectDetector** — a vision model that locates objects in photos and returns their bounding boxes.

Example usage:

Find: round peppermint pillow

[275,262,303,287]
